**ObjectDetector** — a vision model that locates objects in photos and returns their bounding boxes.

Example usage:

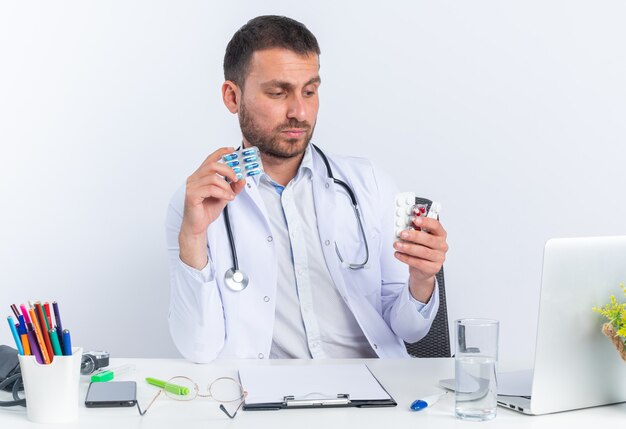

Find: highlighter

[145,377,190,396]
[91,364,136,382]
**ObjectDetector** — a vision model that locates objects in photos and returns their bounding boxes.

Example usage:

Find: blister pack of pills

[394,192,441,241]
[221,146,264,181]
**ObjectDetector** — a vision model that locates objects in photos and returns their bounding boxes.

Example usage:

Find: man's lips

[281,128,307,138]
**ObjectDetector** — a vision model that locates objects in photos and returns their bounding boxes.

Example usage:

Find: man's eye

[268,92,284,97]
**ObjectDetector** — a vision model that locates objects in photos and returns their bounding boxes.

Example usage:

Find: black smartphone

[85,381,137,408]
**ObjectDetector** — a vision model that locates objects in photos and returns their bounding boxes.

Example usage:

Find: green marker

[49,329,63,356]
[91,364,135,382]
[145,377,190,396]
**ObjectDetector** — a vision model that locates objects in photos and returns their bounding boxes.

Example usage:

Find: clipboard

[238,364,397,410]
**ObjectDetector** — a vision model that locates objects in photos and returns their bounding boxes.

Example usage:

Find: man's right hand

[179,147,246,270]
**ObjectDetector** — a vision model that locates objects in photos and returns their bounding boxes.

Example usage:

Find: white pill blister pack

[221,146,264,181]
[394,192,441,241]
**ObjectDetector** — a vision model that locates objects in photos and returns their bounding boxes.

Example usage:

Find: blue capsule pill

[245,163,259,170]
[246,170,262,177]
[232,166,241,173]
[242,149,256,156]
[223,153,238,161]
[243,156,257,163]
[235,173,243,180]
[226,160,240,167]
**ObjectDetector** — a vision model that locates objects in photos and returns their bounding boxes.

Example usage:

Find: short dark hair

[223,15,321,87]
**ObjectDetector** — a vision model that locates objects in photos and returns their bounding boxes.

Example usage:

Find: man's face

[238,48,320,159]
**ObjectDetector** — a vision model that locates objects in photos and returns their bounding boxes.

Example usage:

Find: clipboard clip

[283,393,351,407]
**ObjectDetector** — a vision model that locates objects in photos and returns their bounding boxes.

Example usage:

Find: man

[166,15,448,362]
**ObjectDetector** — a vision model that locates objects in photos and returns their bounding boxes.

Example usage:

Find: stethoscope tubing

[222,144,369,292]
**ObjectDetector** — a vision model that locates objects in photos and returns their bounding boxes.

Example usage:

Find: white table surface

[1,357,625,428]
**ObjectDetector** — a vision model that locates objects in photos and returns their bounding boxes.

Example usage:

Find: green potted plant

[593,283,626,361]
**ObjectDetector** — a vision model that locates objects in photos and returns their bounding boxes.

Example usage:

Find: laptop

[440,235,626,415]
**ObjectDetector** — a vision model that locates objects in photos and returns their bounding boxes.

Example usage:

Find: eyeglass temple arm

[219,391,248,419]
[136,389,163,416]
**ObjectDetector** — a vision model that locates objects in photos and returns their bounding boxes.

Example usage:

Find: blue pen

[62,329,72,356]
[410,391,448,411]
[7,316,24,355]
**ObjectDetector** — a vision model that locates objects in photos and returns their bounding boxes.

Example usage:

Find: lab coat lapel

[240,178,271,229]
[310,152,350,301]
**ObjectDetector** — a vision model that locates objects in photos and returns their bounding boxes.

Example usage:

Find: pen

[26,324,44,364]
[62,329,72,356]
[35,302,54,362]
[52,301,63,332]
[17,315,30,355]
[44,302,53,330]
[10,304,21,320]
[7,316,24,355]
[145,377,190,396]
[410,391,448,411]
[20,305,31,324]
[52,301,64,350]
[49,328,63,356]
[29,309,50,364]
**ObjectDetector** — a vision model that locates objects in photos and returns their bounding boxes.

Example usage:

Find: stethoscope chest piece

[224,268,249,291]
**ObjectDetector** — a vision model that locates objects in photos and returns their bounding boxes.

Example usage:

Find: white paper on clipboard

[239,364,392,406]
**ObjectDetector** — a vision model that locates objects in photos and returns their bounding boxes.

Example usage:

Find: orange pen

[28,308,50,364]
[21,333,30,355]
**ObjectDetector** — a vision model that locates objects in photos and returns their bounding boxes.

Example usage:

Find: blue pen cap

[17,315,26,334]
[62,329,73,356]
[410,399,428,411]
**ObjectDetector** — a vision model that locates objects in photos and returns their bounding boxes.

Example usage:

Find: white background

[1,1,624,366]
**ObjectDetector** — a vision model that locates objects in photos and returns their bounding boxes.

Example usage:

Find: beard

[238,101,315,159]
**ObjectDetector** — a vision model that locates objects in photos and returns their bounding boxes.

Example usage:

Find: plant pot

[602,322,626,362]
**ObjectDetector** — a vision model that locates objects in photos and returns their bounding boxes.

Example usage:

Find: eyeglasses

[137,376,248,419]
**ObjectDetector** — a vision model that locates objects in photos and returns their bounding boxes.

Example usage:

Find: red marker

[44,302,53,329]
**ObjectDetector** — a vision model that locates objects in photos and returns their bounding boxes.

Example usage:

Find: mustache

[276,119,311,131]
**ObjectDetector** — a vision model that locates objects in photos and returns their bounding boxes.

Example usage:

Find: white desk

[1,358,625,428]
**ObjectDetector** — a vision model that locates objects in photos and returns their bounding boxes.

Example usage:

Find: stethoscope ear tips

[224,268,249,292]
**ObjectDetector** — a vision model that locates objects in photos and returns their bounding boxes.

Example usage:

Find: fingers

[196,147,235,171]
[190,147,241,183]
[412,216,446,238]
[393,219,448,275]
[186,174,237,204]
[231,176,247,195]
[393,238,446,265]
[398,223,448,252]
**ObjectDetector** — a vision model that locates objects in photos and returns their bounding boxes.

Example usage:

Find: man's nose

[286,94,307,122]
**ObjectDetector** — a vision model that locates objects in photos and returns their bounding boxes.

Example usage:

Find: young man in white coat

[166,15,449,362]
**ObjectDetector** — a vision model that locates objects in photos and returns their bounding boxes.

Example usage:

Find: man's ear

[222,81,241,114]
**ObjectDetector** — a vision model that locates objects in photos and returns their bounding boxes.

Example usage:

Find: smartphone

[85,381,137,408]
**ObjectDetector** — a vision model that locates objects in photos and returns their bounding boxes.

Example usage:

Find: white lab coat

[166,148,439,362]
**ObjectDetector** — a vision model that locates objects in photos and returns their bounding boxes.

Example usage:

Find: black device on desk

[85,381,137,408]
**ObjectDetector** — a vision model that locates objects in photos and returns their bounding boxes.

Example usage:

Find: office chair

[404,197,451,358]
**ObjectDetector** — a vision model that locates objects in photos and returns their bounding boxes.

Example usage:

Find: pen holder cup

[18,347,83,424]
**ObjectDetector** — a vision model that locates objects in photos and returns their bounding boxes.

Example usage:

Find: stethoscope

[223,144,370,292]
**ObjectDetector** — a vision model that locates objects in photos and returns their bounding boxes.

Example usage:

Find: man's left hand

[393,216,448,303]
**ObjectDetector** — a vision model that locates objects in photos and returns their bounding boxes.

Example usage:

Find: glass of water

[454,319,499,421]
